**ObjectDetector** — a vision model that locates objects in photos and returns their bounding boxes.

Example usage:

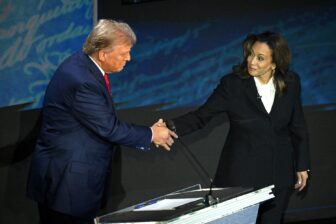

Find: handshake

[150,119,178,151]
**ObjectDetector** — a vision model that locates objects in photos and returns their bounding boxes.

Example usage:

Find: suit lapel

[81,53,113,97]
[79,53,114,106]
[244,77,269,115]
[269,91,280,115]
[81,53,106,86]
[244,76,284,117]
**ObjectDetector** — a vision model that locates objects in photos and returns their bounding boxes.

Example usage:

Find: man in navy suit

[26,19,177,224]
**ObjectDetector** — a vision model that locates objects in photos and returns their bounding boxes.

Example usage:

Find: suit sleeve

[70,82,152,150]
[173,76,230,136]
[289,74,311,171]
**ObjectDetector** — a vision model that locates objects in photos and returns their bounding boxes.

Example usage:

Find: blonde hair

[83,19,136,55]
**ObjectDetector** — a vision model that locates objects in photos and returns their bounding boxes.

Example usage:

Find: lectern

[95,185,274,224]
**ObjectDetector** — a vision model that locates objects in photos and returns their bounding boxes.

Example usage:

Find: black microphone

[257,93,262,100]
[165,119,217,206]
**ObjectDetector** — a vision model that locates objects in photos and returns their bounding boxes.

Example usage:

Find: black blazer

[173,71,310,189]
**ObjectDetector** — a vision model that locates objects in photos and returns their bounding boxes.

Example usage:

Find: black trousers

[257,187,293,224]
[38,203,94,224]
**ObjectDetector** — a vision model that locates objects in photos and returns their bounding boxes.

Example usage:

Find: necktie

[103,73,111,95]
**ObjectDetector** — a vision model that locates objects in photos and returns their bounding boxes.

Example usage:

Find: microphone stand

[165,119,217,206]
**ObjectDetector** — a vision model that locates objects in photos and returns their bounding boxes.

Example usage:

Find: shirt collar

[88,55,105,77]
[254,76,275,89]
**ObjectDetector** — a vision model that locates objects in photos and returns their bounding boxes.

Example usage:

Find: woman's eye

[258,56,264,61]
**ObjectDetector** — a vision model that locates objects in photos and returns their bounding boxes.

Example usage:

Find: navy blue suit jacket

[27,52,152,218]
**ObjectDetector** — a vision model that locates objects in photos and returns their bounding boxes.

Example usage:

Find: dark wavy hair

[233,31,292,95]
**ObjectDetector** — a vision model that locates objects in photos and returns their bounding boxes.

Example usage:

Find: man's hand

[295,171,309,191]
[151,119,178,151]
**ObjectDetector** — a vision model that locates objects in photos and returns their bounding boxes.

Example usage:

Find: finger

[297,174,302,185]
[158,118,166,126]
[298,180,306,191]
[166,138,174,146]
[169,130,178,139]
[298,182,306,191]
[160,143,171,151]
[156,122,166,127]
[169,137,175,145]
[295,174,302,190]
[299,176,308,191]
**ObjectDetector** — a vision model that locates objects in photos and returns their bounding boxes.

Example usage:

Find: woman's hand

[295,171,309,191]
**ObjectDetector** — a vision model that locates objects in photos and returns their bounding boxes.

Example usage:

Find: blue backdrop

[109,3,336,110]
[0,1,335,111]
[0,0,92,109]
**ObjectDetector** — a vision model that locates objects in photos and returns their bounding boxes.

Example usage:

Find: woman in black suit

[171,32,310,224]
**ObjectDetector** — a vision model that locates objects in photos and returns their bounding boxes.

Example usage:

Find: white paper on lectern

[187,188,225,192]
[133,198,203,211]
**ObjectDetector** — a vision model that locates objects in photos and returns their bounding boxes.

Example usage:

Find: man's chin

[109,67,124,73]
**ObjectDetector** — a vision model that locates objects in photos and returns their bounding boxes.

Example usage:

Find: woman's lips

[248,67,256,72]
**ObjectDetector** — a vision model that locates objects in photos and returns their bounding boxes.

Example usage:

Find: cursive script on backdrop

[0,0,92,109]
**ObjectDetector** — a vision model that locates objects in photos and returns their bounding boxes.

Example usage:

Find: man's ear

[98,50,105,62]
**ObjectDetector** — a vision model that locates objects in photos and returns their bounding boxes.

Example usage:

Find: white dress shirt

[254,76,276,114]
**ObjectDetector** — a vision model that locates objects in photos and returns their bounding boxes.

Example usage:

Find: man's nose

[125,53,131,61]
